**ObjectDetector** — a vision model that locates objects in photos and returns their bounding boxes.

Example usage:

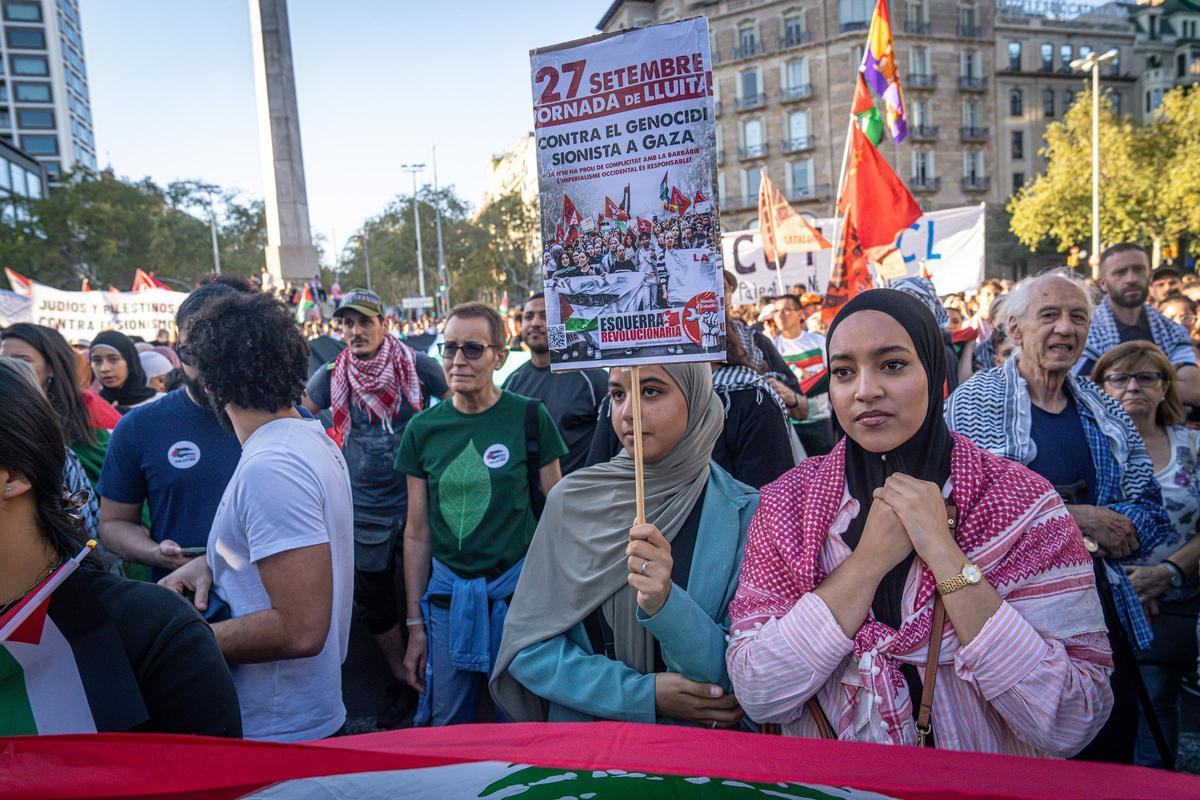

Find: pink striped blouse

[726,489,1115,758]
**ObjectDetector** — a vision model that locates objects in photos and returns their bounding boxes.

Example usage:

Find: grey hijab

[490,362,723,722]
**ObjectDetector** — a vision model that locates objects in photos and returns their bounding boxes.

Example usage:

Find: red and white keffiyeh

[728,432,1105,746]
[330,334,423,438]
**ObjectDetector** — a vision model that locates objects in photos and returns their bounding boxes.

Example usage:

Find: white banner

[532,18,725,368]
[26,285,187,340]
[723,204,986,304]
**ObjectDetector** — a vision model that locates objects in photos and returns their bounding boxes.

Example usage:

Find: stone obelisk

[249,0,320,282]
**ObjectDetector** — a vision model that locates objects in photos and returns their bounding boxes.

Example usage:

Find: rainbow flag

[859,0,907,143]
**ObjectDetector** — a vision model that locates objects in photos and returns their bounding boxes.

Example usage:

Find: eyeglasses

[1102,371,1166,390]
[438,341,495,360]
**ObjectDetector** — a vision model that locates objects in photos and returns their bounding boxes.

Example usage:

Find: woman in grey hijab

[490,362,760,727]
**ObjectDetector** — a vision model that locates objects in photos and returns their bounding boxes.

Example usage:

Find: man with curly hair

[160,291,354,742]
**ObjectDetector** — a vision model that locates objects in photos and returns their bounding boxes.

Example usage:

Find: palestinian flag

[295,284,316,323]
[0,720,1183,799]
[659,171,669,202]
[853,72,884,147]
[800,367,830,397]
[0,542,106,736]
[785,348,824,371]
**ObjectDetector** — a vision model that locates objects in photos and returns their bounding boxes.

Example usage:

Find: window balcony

[957,24,983,38]
[959,126,989,142]
[738,143,769,160]
[732,41,764,60]
[1040,63,1054,73]
[788,183,832,202]
[840,21,868,33]
[909,124,940,141]
[778,31,812,49]
[726,194,756,210]
[962,176,991,192]
[907,73,938,89]
[904,20,932,34]
[958,76,987,91]
[781,135,815,153]
[910,176,941,192]
[735,93,765,111]
[779,83,814,102]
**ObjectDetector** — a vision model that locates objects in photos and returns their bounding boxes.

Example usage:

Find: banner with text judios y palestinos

[26,284,187,341]
[531,18,725,369]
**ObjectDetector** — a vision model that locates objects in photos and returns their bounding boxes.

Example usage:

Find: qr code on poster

[547,324,567,350]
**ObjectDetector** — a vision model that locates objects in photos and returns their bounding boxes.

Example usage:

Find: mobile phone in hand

[179,546,207,557]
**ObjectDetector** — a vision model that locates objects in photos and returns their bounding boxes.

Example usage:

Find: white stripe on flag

[5,617,97,734]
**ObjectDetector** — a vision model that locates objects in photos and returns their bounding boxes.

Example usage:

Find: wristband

[405,617,425,627]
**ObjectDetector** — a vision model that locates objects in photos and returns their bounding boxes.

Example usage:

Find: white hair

[1003,268,1093,334]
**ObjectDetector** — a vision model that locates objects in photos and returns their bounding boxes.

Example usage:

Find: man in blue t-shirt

[97,283,245,579]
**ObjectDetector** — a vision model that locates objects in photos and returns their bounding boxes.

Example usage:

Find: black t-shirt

[306,350,448,522]
[46,567,242,737]
[504,361,609,475]
[586,388,793,489]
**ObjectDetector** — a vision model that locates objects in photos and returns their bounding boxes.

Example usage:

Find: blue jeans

[418,602,511,726]
[1134,664,1179,768]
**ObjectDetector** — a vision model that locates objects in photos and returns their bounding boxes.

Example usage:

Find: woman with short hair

[1093,340,1200,768]
[398,302,567,726]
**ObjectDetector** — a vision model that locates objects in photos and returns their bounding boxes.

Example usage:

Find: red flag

[669,186,691,216]
[636,217,652,233]
[555,224,565,244]
[81,278,92,292]
[132,269,170,291]
[822,217,873,326]
[838,124,921,250]
[5,267,32,296]
[107,284,119,293]
[565,226,579,247]
[692,190,707,207]
[561,195,582,226]
[604,196,629,221]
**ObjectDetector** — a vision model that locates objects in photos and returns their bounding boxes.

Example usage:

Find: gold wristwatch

[936,562,982,595]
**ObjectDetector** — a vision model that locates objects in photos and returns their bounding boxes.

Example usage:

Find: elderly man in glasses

[947,270,1174,765]
[302,288,450,729]
[396,302,566,726]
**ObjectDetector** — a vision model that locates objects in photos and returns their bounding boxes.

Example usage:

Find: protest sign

[27,285,187,340]
[531,18,725,370]
[724,204,985,304]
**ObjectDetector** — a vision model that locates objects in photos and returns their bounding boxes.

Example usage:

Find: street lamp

[1070,48,1119,279]
[399,163,427,300]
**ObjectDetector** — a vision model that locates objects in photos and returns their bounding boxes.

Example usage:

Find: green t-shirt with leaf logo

[394,390,567,579]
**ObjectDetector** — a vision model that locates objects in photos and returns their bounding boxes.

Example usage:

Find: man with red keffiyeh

[303,289,449,728]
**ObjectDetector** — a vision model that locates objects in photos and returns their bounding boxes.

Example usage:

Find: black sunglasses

[438,341,495,360]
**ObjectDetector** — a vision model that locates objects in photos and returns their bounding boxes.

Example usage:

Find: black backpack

[524,398,546,519]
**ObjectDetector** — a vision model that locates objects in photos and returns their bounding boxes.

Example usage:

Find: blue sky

[82,0,605,264]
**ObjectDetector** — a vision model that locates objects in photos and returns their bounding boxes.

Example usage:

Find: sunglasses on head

[438,341,494,360]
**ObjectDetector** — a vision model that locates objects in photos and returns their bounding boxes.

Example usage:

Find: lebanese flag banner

[636,216,653,233]
[5,268,33,297]
[0,723,1192,800]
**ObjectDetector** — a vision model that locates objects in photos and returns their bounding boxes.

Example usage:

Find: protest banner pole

[630,365,646,524]
[825,115,855,287]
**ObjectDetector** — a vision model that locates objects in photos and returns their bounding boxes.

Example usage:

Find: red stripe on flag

[4,597,49,645]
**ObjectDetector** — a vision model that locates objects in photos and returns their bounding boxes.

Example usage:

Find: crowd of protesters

[1,243,1198,773]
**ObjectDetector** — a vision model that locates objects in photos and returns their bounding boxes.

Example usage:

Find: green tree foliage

[1008,87,1200,261]
[0,170,266,290]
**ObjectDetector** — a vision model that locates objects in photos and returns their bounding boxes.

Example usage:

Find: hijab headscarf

[491,362,724,721]
[91,330,157,411]
[825,289,954,629]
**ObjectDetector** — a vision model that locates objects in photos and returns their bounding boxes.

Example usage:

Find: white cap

[139,351,173,379]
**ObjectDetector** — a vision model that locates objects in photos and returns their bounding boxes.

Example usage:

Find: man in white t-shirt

[772,293,836,456]
[161,291,353,742]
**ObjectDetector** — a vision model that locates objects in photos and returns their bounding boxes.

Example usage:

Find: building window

[1079,45,1093,60]
[909,0,927,22]
[959,0,977,29]
[785,58,809,89]
[962,100,980,127]
[1041,43,1053,72]
[962,149,984,180]
[1011,130,1024,159]
[0,110,10,129]
[20,134,57,155]
[1065,89,1076,108]
[1060,44,1072,70]
[739,68,759,100]
[1178,53,1187,79]
[6,27,44,49]
[1043,88,1055,117]
[912,149,934,182]
[910,46,929,75]
[16,108,52,128]
[1012,172,1025,194]
[1008,41,1021,71]
[960,50,981,78]
[737,24,758,56]
[658,6,678,20]
[1109,51,1121,76]
[743,167,762,200]
[787,109,810,144]
[10,55,48,76]
[2,1,42,22]
[13,81,49,102]
[791,159,813,193]
[1111,92,1121,115]
[911,99,929,127]
[0,84,7,103]
[742,118,764,155]
[840,0,871,30]
[1010,88,1023,117]
[42,160,59,182]
[783,13,806,46]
